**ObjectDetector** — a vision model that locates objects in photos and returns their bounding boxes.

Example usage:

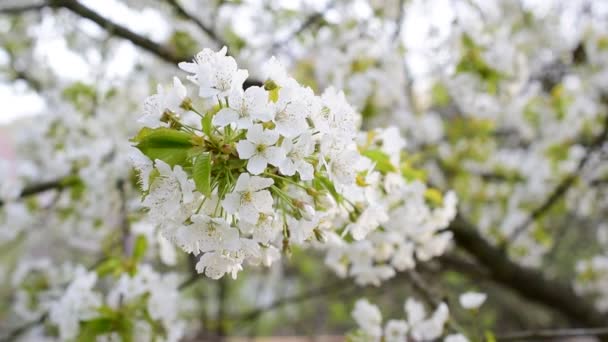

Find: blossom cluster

[323,127,457,286]
[132,47,456,281]
[349,291,486,342]
[48,265,184,341]
[350,297,454,342]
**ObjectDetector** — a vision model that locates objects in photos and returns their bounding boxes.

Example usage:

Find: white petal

[213,108,239,127]
[296,161,314,180]
[247,155,268,175]
[249,176,274,191]
[239,203,260,223]
[234,173,251,192]
[237,141,256,159]
[252,190,274,213]
[265,146,286,166]
[279,159,296,176]
[260,129,280,146]
[222,193,241,214]
[246,124,265,143]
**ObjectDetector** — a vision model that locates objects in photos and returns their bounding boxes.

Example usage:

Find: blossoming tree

[1,0,608,341]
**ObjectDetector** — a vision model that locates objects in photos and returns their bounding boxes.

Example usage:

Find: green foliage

[455,34,505,94]
[132,127,196,166]
[431,82,451,107]
[168,30,199,57]
[193,152,212,196]
[62,82,97,114]
[362,149,397,173]
[132,235,148,262]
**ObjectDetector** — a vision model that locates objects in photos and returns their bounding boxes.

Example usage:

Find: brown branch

[0,3,47,15]
[47,0,181,64]
[0,176,78,208]
[0,313,47,342]
[508,113,608,242]
[450,214,608,327]
[234,278,354,323]
[164,0,227,48]
[271,1,335,51]
[2,1,263,88]
[496,327,608,341]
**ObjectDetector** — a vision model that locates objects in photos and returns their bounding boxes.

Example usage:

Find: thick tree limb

[2,0,262,88]
[496,327,608,341]
[48,0,180,64]
[450,214,608,327]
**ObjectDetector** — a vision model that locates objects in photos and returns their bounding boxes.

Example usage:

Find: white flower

[175,214,240,254]
[326,147,360,185]
[271,87,312,138]
[279,133,315,180]
[239,213,281,244]
[213,86,271,128]
[49,268,102,340]
[319,87,358,136]
[261,56,299,88]
[195,251,243,279]
[139,77,187,128]
[129,147,153,190]
[384,320,409,342]
[237,124,285,175]
[141,160,196,222]
[347,204,389,241]
[178,46,248,98]
[222,173,274,223]
[459,291,487,309]
[407,300,449,341]
[352,299,383,338]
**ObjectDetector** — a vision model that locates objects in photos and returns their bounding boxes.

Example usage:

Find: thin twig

[392,0,406,41]
[0,2,47,15]
[496,327,608,341]
[235,279,353,322]
[0,175,77,208]
[271,1,335,51]
[164,0,228,48]
[508,113,608,242]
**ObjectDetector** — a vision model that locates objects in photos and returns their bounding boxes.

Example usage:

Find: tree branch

[234,279,354,323]
[48,0,180,64]
[508,113,608,242]
[0,3,47,15]
[496,327,608,340]
[450,214,608,327]
[0,176,77,208]
[164,0,227,48]
[271,1,335,51]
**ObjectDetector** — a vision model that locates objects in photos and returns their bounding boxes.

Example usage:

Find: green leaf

[78,318,117,340]
[193,152,212,196]
[362,149,397,173]
[133,127,195,166]
[424,188,444,207]
[132,235,148,262]
[96,258,122,277]
[485,331,497,342]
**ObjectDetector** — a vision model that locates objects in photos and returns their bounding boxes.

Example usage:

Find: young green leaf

[132,235,148,262]
[133,127,195,166]
[193,152,212,196]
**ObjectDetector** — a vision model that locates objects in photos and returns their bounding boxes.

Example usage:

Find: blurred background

[2,0,608,341]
